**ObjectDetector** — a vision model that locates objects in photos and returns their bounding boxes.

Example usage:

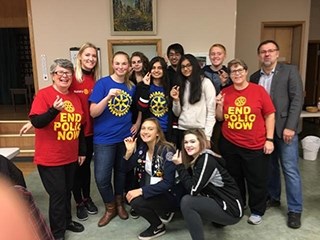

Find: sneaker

[130,208,140,219]
[138,224,166,240]
[159,212,174,224]
[84,198,98,215]
[247,214,262,225]
[76,202,88,221]
[266,198,281,209]
[287,212,301,229]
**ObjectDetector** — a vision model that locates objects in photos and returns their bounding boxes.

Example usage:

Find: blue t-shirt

[149,84,168,132]
[89,76,136,144]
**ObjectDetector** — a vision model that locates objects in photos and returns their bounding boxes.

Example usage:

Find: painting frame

[107,38,162,73]
[110,0,157,36]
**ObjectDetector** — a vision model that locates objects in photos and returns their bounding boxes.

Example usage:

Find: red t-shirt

[221,83,275,149]
[30,86,84,166]
[69,74,95,136]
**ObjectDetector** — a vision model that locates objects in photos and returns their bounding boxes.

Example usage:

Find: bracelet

[266,138,274,142]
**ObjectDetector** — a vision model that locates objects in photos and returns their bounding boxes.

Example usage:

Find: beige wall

[309,0,320,40]
[235,0,310,84]
[30,0,237,89]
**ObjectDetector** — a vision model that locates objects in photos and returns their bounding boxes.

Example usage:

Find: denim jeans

[94,142,126,203]
[268,135,303,213]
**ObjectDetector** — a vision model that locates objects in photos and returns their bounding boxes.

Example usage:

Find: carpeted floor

[24,119,320,240]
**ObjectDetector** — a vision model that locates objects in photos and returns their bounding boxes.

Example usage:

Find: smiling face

[112,53,130,78]
[168,50,181,67]
[150,61,163,80]
[52,66,73,93]
[140,120,159,144]
[209,46,226,68]
[79,47,97,71]
[180,59,193,78]
[183,133,201,158]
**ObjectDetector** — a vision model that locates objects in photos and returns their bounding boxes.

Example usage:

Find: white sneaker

[247,214,262,225]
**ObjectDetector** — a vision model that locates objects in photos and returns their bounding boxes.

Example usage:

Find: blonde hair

[181,129,207,168]
[75,42,99,83]
[112,51,134,90]
[209,43,227,54]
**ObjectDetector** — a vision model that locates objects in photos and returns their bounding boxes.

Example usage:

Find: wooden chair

[10,88,28,111]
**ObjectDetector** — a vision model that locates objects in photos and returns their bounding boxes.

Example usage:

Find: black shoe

[266,198,281,209]
[211,222,226,228]
[138,224,166,240]
[66,221,84,232]
[130,208,140,219]
[84,198,98,214]
[287,212,301,229]
[77,202,88,221]
[159,212,174,224]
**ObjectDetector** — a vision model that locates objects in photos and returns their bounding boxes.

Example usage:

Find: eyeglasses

[230,68,245,75]
[259,49,278,55]
[54,71,73,77]
[181,63,192,69]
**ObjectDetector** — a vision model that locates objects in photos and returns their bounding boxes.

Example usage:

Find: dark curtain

[0,28,22,104]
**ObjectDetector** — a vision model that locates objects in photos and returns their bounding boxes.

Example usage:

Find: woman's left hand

[126,188,142,203]
[78,156,86,166]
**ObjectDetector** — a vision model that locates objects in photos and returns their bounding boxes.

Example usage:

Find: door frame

[261,21,305,72]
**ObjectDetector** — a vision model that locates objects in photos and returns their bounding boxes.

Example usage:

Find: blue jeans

[94,142,126,203]
[268,135,303,213]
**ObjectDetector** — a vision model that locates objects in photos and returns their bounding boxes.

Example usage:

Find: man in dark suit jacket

[250,40,303,229]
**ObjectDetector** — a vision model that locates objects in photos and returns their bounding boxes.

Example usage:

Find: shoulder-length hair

[148,56,170,97]
[181,129,207,168]
[74,42,99,83]
[176,54,203,105]
[129,52,149,84]
[112,51,134,90]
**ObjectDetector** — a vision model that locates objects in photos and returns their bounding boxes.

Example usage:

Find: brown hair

[181,129,207,168]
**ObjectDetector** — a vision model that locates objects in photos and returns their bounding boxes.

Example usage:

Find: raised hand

[53,95,65,111]
[172,149,182,165]
[170,85,180,101]
[142,72,151,85]
[123,136,137,159]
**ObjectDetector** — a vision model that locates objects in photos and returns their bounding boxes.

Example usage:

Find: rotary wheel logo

[149,91,168,117]
[108,90,132,116]
[234,96,246,107]
[83,88,90,95]
[64,100,75,113]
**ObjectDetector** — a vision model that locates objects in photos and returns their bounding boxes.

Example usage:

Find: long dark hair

[149,56,170,97]
[176,54,203,105]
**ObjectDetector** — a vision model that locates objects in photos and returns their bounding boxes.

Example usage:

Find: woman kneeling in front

[172,129,243,240]
[124,118,184,240]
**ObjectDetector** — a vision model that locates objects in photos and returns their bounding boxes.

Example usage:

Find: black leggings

[181,195,240,240]
[73,135,93,203]
[131,193,177,227]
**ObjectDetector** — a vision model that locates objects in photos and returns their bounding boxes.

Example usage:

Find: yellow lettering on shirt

[224,96,256,130]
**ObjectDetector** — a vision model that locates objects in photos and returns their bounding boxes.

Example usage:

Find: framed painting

[110,0,157,35]
[107,39,162,73]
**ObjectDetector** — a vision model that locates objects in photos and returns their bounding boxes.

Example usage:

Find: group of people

[20,39,303,240]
